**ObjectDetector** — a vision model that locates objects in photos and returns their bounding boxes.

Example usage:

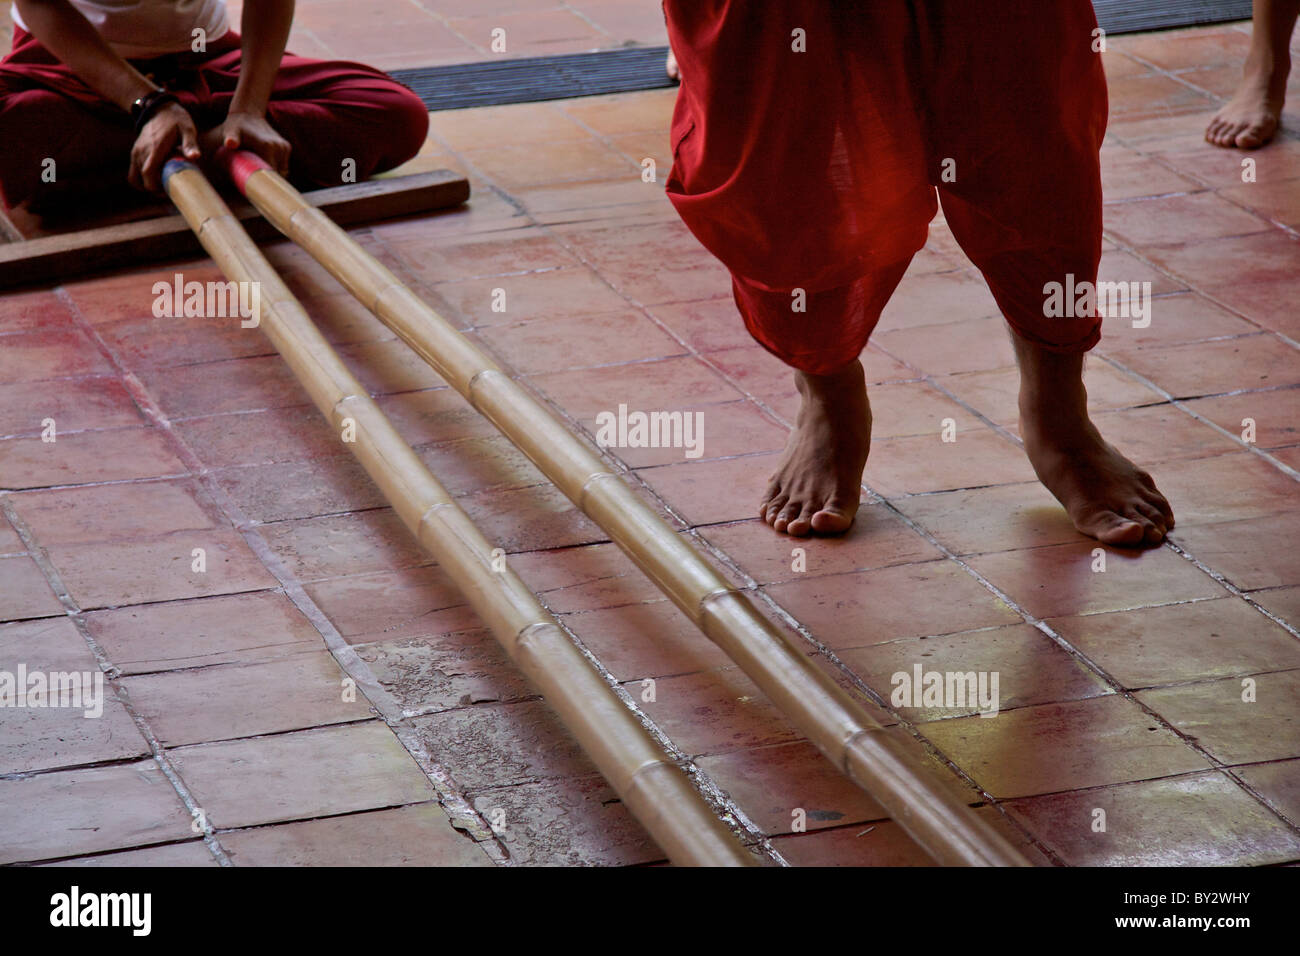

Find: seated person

[0,0,429,208]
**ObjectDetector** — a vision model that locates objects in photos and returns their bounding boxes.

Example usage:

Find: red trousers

[663,1,1110,375]
[0,28,428,209]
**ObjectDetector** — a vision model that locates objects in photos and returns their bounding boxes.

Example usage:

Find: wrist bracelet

[130,89,181,135]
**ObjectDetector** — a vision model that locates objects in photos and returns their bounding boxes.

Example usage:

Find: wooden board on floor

[0,169,470,289]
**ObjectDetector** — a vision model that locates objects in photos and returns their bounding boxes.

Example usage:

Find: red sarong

[663,1,1110,374]
[0,27,428,208]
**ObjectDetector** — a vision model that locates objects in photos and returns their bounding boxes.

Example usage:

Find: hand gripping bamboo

[218,151,1032,866]
[161,158,756,868]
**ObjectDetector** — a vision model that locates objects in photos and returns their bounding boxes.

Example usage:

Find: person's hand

[128,101,200,193]
[219,110,291,176]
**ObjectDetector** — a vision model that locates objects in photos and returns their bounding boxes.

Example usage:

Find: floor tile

[357,626,531,712]
[921,694,1209,798]
[213,457,388,524]
[1235,758,1300,823]
[874,316,1017,375]
[1103,190,1270,247]
[1050,597,1300,689]
[470,775,662,866]
[432,266,631,327]
[875,269,1003,333]
[892,481,1083,556]
[0,377,144,437]
[698,741,891,835]
[770,820,935,866]
[1093,291,1260,351]
[259,509,430,581]
[10,478,217,546]
[867,428,1039,497]
[939,361,1163,428]
[47,529,278,610]
[475,310,686,375]
[966,541,1227,619]
[700,507,942,586]
[169,721,436,829]
[1171,512,1300,590]
[43,841,218,867]
[0,329,114,383]
[1089,403,1242,463]
[561,599,731,681]
[1152,452,1299,526]
[0,617,144,773]
[838,623,1111,721]
[85,590,322,674]
[1005,771,1300,866]
[633,667,816,757]
[0,554,65,619]
[409,699,597,789]
[1181,387,1300,450]
[1109,333,1300,398]
[171,404,341,467]
[637,453,781,526]
[119,652,368,747]
[766,560,1021,649]
[1251,585,1300,627]
[220,803,491,866]
[0,427,186,489]
[528,355,742,420]
[0,760,193,864]
[1137,669,1300,764]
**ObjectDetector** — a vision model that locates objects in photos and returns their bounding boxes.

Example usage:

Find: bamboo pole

[161,158,756,868]
[218,151,1032,867]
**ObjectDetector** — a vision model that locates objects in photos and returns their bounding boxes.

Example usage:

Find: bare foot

[1206,52,1290,148]
[759,360,869,536]
[666,49,679,82]
[1015,340,1174,547]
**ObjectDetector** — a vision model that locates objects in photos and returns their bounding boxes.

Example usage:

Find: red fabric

[0,27,428,208]
[663,1,1110,375]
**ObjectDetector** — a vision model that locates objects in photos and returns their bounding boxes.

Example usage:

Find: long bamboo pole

[161,158,756,868]
[218,151,1031,866]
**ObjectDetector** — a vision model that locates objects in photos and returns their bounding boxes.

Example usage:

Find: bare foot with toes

[759,360,870,537]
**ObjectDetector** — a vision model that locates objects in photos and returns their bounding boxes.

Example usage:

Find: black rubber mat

[1095,0,1251,33]
[390,46,675,112]
[392,1,1252,112]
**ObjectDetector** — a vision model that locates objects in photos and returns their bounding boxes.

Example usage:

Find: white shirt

[13,0,231,59]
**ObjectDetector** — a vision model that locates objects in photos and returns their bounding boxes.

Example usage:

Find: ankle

[794,359,865,404]
[1244,47,1291,89]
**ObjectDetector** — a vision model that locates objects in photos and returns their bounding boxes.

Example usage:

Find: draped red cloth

[0,26,428,208]
[663,1,1110,375]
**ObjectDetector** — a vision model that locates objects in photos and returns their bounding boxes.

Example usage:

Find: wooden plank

[0,169,469,290]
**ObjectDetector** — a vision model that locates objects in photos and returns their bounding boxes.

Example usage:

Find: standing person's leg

[663,1,934,535]
[927,0,1174,546]
[1206,0,1299,148]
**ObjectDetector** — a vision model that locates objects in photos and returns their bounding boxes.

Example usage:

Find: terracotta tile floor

[2,16,1300,867]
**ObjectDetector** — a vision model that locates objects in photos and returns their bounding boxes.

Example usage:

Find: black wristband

[130,89,181,136]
